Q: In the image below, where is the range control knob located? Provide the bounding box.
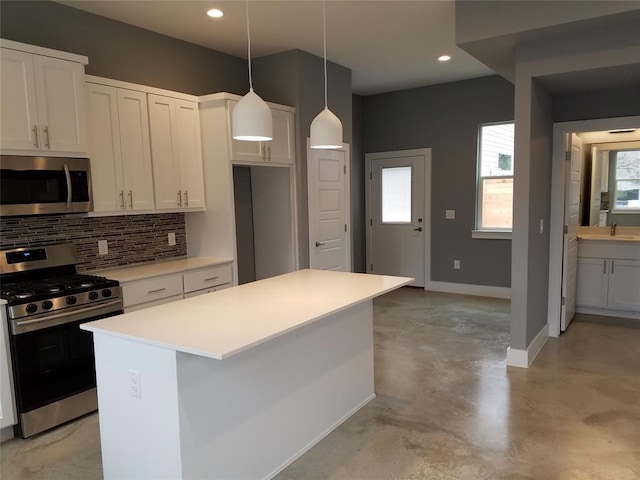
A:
[102,289,112,298]
[26,303,38,314]
[88,291,99,301]
[66,296,77,305]
[42,300,54,310]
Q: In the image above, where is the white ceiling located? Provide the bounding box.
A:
[57,0,495,95]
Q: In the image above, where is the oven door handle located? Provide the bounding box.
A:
[11,299,123,335]
[63,163,73,208]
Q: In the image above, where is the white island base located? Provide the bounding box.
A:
[85,270,412,479]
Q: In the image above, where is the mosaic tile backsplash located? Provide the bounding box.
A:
[0,213,187,272]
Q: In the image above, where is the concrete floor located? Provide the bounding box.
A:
[1,287,639,479]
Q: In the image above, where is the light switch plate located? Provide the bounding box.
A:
[98,240,108,255]
[445,210,455,220]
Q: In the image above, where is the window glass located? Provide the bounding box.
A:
[614,150,640,210]
[382,166,412,223]
[477,122,515,230]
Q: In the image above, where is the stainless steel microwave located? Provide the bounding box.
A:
[0,156,92,216]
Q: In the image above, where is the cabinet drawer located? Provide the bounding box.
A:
[122,274,183,307]
[183,264,232,293]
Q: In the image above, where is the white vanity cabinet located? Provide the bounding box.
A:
[228,100,295,165]
[147,94,205,211]
[86,81,155,213]
[0,40,88,156]
[576,239,640,317]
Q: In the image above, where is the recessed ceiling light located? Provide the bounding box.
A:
[438,55,451,62]
[207,8,224,18]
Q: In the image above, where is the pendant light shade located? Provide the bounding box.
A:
[310,0,343,150]
[232,88,272,141]
[232,0,272,141]
[310,107,343,149]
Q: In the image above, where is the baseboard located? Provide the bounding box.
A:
[576,306,640,320]
[507,323,549,368]
[425,281,511,299]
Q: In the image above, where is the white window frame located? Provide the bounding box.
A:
[473,121,514,239]
[611,148,640,214]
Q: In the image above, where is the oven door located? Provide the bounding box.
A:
[0,155,92,216]
[8,298,122,437]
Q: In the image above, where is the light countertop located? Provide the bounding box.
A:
[86,257,232,283]
[82,269,413,360]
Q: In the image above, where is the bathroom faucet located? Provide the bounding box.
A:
[611,222,617,236]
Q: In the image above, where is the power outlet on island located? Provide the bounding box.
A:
[168,232,176,246]
[128,369,142,398]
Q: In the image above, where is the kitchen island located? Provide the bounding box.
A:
[82,269,413,480]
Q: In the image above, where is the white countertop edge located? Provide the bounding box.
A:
[84,257,233,283]
[82,271,414,360]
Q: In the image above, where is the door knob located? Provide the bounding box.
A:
[315,241,326,247]
[413,227,423,232]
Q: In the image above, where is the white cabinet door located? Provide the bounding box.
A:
[266,108,294,164]
[148,94,181,210]
[117,89,155,211]
[86,83,125,212]
[148,95,204,210]
[175,99,205,209]
[33,55,87,153]
[0,48,39,150]
[576,258,609,307]
[608,259,640,311]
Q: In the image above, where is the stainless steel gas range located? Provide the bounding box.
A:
[0,243,123,438]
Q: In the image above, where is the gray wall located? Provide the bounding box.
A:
[0,0,246,95]
[351,94,366,272]
[233,167,257,285]
[362,75,515,287]
[553,86,640,122]
[254,50,353,270]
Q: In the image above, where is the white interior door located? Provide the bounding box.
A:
[367,152,425,287]
[308,143,350,271]
[561,133,582,331]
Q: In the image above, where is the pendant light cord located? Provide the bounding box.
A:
[322,0,328,109]
[245,0,253,91]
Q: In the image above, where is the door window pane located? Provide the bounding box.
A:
[382,166,412,223]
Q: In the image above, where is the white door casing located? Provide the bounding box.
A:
[561,133,581,331]
[366,149,431,288]
[308,142,351,272]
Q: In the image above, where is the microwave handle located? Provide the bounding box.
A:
[63,163,72,208]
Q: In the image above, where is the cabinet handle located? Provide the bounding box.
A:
[204,276,220,282]
[177,190,182,207]
[315,241,326,247]
[261,145,266,161]
[148,288,166,294]
[611,260,615,275]
[266,144,271,161]
[32,126,39,148]
[604,260,607,274]
[120,191,125,210]
[44,125,51,148]
[184,190,189,207]
[128,190,133,209]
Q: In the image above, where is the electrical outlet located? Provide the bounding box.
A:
[453,259,461,270]
[445,210,455,220]
[128,369,141,398]
[168,232,176,246]
[539,219,544,234]
[98,240,108,255]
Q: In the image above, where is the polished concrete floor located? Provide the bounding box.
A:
[1,287,639,479]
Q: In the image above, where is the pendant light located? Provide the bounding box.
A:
[310,0,343,149]
[232,0,272,141]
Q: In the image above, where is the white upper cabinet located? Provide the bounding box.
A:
[228,101,295,165]
[0,41,88,156]
[148,94,204,210]
[86,82,154,213]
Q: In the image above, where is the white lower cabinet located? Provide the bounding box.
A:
[121,263,233,312]
[576,246,640,314]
